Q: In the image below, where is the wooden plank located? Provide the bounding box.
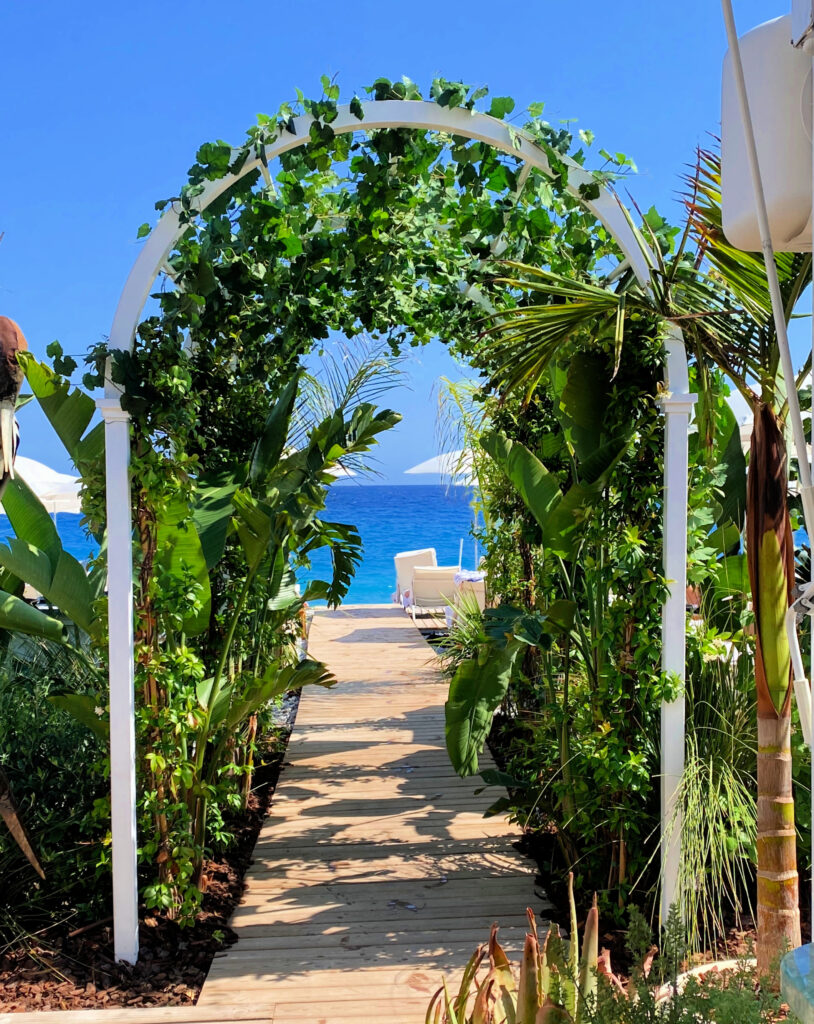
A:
[0,1007,272,1023]
[216,925,528,952]
[198,606,543,1022]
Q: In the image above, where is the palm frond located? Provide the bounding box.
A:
[686,148,810,324]
[484,265,635,399]
[291,337,405,473]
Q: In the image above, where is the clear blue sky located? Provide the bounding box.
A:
[0,0,782,479]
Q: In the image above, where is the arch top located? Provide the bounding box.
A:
[107,98,658,392]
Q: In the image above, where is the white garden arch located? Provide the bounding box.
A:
[101,99,695,963]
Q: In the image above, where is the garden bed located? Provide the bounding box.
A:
[0,693,300,1014]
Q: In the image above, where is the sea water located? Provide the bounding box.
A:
[0,484,478,607]
[299,484,478,604]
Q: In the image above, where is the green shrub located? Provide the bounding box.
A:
[0,636,107,944]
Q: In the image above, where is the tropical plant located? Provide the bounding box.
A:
[481,154,807,968]
[426,875,599,1024]
[676,629,757,953]
[428,894,795,1024]
[0,344,401,919]
[443,335,670,912]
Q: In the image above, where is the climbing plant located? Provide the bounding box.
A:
[2,76,656,925]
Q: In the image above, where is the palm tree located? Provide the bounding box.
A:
[481,157,809,970]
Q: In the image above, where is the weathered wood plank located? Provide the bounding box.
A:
[0,1007,272,1023]
[198,606,545,1023]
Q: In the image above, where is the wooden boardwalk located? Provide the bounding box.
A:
[197,605,549,1023]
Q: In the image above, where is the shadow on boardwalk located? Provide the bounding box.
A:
[197,605,549,1024]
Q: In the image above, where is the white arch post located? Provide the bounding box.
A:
[102,100,693,962]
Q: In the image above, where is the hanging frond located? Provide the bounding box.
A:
[289,336,405,473]
[483,265,642,400]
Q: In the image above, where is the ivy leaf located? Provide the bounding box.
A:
[45,341,78,377]
[578,181,601,202]
[350,95,364,120]
[488,96,515,120]
[528,101,545,117]
[136,223,151,239]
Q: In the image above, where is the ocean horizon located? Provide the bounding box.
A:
[0,484,478,607]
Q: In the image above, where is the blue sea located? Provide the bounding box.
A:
[299,485,478,603]
[0,485,478,606]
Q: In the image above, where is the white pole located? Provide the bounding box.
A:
[806,37,814,937]
[659,327,697,923]
[97,397,139,965]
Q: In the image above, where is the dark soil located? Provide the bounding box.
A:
[0,692,300,1013]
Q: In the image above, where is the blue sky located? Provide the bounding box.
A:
[0,0,785,479]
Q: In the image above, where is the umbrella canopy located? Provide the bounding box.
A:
[404,450,474,483]
[13,456,81,514]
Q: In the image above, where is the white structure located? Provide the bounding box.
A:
[722,15,812,250]
[103,100,693,962]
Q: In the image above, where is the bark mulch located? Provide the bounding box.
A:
[0,695,299,1013]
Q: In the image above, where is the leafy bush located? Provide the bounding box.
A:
[446,326,670,918]
[0,637,107,944]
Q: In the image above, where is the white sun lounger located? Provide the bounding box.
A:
[455,574,487,613]
[409,565,459,622]
[393,547,437,607]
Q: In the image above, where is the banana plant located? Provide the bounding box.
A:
[3,352,402,892]
[445,602,575,777]
[178,375,400,868]
[444,359,633,779]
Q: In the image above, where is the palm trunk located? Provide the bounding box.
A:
[746,404,801,975]
[757,714,800,972]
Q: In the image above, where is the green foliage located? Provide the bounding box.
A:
[0,637,107,943]
[455,323,668,915]
[429,899,796,1024]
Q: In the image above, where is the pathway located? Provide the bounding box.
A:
[197,605,549,1023]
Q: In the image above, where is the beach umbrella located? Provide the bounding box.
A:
[13,456,81,514]
[404,450,474,483]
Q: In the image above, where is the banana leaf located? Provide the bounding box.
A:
[0,589,66,642]
[445,639,523,777]
[18,354,99,462]
[49,694,108,743]
[192,471,240,570]
[202,658,335,734]
[232,490,274,572]
[1,475,62,565]
[250,372,300,485]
